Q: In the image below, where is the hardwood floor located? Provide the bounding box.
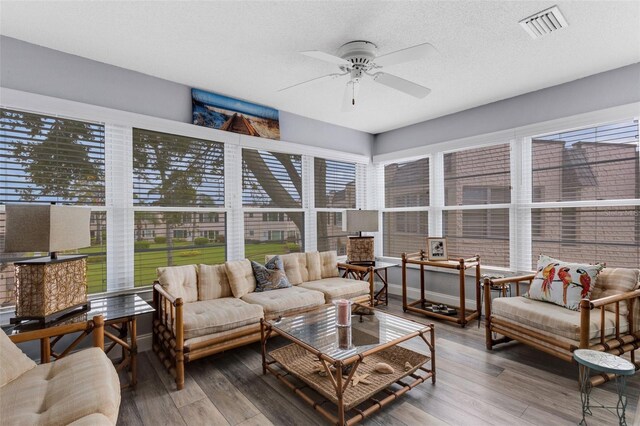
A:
[117,296,639,425]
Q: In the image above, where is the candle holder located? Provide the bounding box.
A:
[337,325,352,350]
[334,299,352,327]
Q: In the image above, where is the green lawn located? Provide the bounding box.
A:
[81,242,295,293]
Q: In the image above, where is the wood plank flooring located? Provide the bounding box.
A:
[117,295,640,425]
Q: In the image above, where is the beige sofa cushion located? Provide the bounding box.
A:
[319,251,339,278]
[182,298,264,340]
[590,268,640,316]
[157,264,198,303]
[492,296,628,342]
[0,347,121,425]
[198,264,232,300]
[0,331,36,387]
[270,253,308,285]
[68,413,115,425]
[226,260,257,298]
[306,252,322,281]
[299,278,370,303]
[241,287,325,319]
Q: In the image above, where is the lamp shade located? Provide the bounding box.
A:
[4,204,91,253]
[344,210,379,233]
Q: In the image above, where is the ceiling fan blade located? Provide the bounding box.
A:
[301,50,351,66]
[373,42,437,68]
[372,72,431,98]
[278,72,347,92]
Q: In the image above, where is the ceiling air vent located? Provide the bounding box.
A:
[519,5,568,39]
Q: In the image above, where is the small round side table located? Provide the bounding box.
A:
[573,349,635,426]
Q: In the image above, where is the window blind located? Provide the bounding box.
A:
[532,121,639,202]
[531,206,639,269]
[385,157,430,207]
[383,211,428,258]
[242,149,302,208]
[317,211,353,255]
[244,212,303,262]
[133,128,224,207]
[0,108,107,300]
[444,144,510,206]
[314,158,356,208]
[443,209,510,267]
[133,211,226,286]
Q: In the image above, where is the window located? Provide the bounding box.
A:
[531,121,639,268]
[133,128,225,286]
[443,144,510,267]
[314,158,356,208]
[244,212,303,262]
[242,149,302,208]
[133,211,226,286]
[317,212,352,255]
[0,108,107,304]
[383,157,429,258]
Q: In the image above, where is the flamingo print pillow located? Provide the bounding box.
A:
[525,255,603,310]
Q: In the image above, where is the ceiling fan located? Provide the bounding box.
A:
[279,40,436,109]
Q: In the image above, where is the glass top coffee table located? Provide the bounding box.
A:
[260,304,435,425]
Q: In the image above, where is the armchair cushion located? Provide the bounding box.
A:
[198,264,233,300]
[590,268,640,316]
[0,331,36,387]
[157,264,198,303]
[182,298,264,340]
[299,278,370,303]
[319,251,339,278]
[493,296,628,341]
[241,286,324,319]
[226,260,257,298]
[0,347,120,425]
[526,255,603,310]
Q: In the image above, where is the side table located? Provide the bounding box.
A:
[2,293,154,389]
[573,349,635,425]
[339,261,396,306]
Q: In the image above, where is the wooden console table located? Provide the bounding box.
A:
[401,251,481,327]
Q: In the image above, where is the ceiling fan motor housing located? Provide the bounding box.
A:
[337,40,377,71]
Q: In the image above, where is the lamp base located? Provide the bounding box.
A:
[10,300,92,325]
[346,236,375,265]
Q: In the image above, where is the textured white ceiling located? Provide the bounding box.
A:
[1,1,639,134]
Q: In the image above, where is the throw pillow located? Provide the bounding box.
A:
[251,256,292,292]
[525,254,603,310]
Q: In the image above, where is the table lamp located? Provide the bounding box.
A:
[4,203,92,324]
[343,209,378,265]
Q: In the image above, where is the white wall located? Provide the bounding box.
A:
[0,36,373,156]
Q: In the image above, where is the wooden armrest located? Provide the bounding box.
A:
[582,289,640,309]
[484,274,535,286]
[337,263,373,273]
[154,282,181,305]
[8,315,104,345]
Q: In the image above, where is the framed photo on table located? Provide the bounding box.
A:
[426,237,448,261]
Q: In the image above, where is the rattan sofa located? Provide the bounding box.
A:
[152,250,374,390]
[484,267,640,386]
[0,315,121,425]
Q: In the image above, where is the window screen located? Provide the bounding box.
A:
[244,212,303,262]
[0,109,107,301]
[133,211,226,286]
[443,209,509,267]
[385,157,429,207]
[444,144,510,206]
[531,206,639,269]
[532,121,639,202]
[314,158,356,208]
[242,149,302,208]
[133,129,224,207]
[383,211,428,258]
